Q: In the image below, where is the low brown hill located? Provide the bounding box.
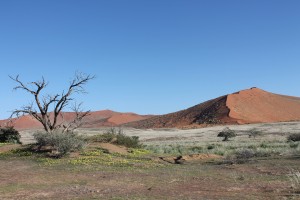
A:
[126,88,300,128]
[0,110,152,130]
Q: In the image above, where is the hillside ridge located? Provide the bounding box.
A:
[126,87,300,128]
[2,87,300,130]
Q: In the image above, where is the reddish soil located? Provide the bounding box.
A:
[0,144,21,153]
[89,143,129,154]
[1,154,298,199]
[159,154,222,164]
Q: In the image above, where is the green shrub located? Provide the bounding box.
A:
[33,131,49,147]
[0,127,21,144]
[207,144,215,150]
[33,131,86,157]
[87,127,142,148]
[287,133,300,142]
[115,134,141,148]
[217,127,236,141]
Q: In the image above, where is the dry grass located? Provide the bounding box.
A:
[1,150,299,199]
[1,121,300,199]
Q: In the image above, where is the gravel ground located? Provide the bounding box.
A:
[19,121,300,145]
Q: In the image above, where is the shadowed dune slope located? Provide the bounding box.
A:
[125,96,237,129]
[126,88,300,128]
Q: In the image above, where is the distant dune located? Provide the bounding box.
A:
[0,110,152,130]
[1,88,300,130]
[125,88,300,128]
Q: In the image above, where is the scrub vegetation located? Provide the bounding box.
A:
[1,123,300,199]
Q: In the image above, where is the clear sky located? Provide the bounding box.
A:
[0,0,300,119]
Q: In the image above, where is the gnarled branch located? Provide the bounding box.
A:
[10,72,95,133]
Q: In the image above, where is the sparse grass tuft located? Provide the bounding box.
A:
[87,132,116,143]
[289,142,299,149]
[248,128,261,138]
[188,146,203,154]
[288,169,300,195]
[260,142,268,148]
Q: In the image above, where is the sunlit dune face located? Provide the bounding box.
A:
[227,88,300,124]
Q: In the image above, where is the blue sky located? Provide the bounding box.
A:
[0,0,300,119]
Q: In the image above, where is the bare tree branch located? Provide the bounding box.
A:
[62,102,91,133]
[10,72,95,133]
[9,75,36,95]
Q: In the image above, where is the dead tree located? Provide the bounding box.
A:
[10,72,95,133]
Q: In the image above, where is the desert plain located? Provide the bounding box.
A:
[1,121,300,200]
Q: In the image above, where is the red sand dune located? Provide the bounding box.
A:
[2,88,300,130]
[0,110,152,130]
[227,88,300,124]
[126,88,300,128]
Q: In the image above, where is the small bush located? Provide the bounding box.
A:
[33,131,86,157]
[33,131,49,147]
[87,127,142,148]
[235,149,255,160]
[115,134,141,148]
[223,148,273,165]
[225,149,256,164]
[217,127,236,141]
[0,127,21,144]
[287,133,300,142]
[207,144,215,150]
